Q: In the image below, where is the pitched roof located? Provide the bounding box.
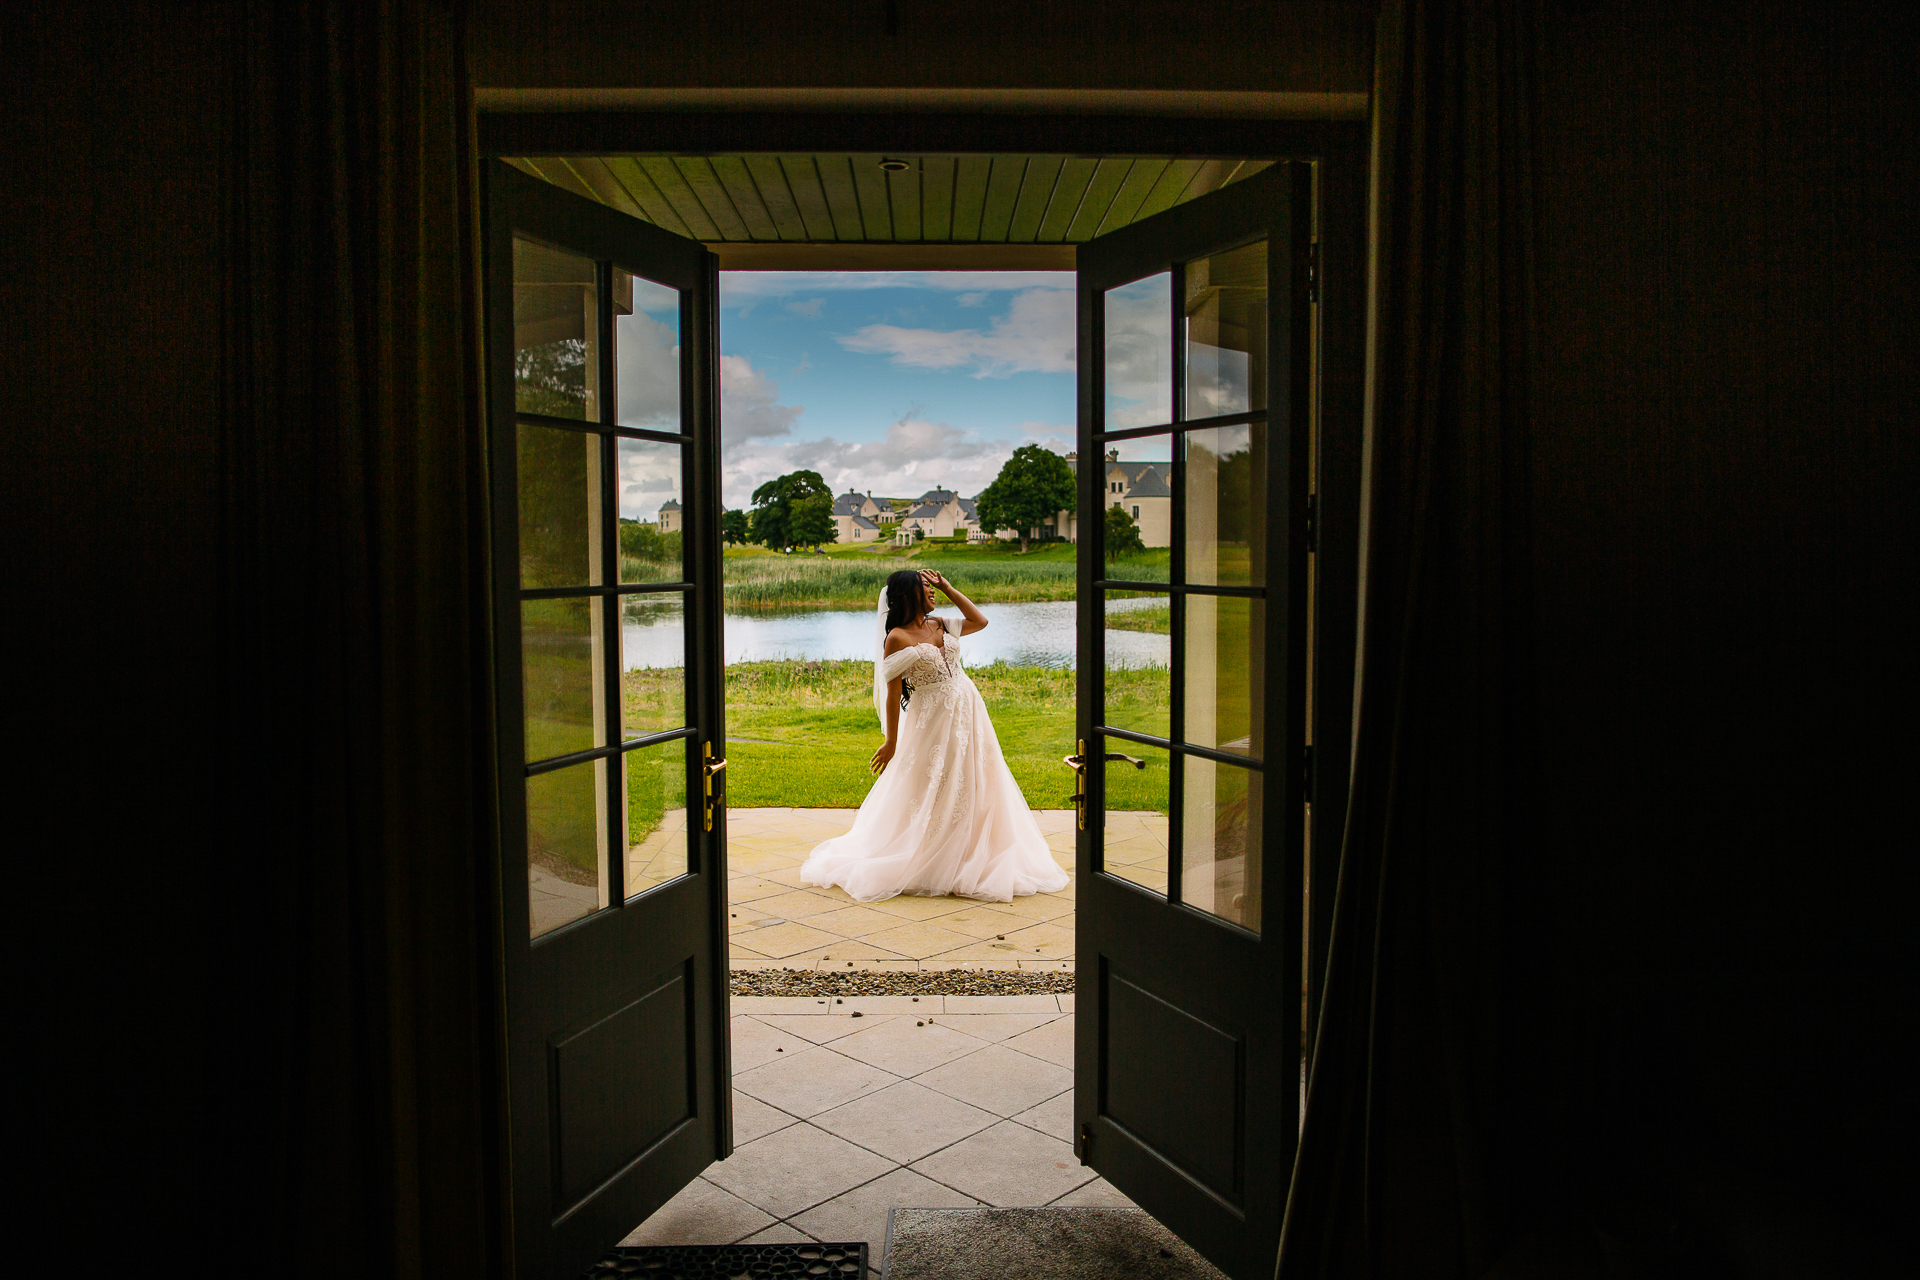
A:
[917,488,958,505]
[906,502,946,518]
[848,515,879,530]
[658,499,682,511]
[1124,464,1172,498]
[832,491,869,515]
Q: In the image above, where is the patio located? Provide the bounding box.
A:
[616,807,1176,1271]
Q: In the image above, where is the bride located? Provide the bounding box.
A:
[800,568,1070,903]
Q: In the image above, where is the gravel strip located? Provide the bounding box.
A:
[730,968,1075,997]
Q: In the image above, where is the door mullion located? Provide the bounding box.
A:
[598,259,625,907]
[1167,261,1187,907]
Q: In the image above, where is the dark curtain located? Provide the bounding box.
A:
[215,3,499,1275]
[1278,1,1544,1276]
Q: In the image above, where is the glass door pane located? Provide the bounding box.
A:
[1181,756,1261,931]
[1104,273,1172,430]
[1183,240,1267,418]
[514,240,600,420]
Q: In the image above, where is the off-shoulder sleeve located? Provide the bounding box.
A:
[941,615,964,636]
[879,648,920,682]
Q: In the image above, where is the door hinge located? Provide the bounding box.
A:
[1307,240,1320,304]
[1304,493,1319,554]
[1300,744,1316,799]
[1077,1121,1093,1164]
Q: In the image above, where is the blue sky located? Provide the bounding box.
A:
[713,271,1077,511]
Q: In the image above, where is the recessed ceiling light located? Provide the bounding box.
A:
[878,158,911,172]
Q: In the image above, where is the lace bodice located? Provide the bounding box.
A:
[880,618,965,690]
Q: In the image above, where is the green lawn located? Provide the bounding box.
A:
[624,658,1171,813]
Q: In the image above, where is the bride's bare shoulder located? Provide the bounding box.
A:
[883,627,916,656]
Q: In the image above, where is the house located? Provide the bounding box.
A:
[656,498,681,534]
[1099,453,1172,547]
[830,491,885,542]
[1028,450,1173,546]
[898,488,976,539]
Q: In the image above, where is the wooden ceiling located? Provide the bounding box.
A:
[505,154,1271,247]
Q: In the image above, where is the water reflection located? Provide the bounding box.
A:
[621,597,1168,671]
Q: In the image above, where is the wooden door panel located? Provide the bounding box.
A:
[486,161,730,1279]
[1104,970,1244,1202]
[1074,161,1313,1280]
[550,964,695,1211]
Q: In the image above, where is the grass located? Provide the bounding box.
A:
[718,542,1170,608]
[1106,604,1172,634]
[624,658,1172,812]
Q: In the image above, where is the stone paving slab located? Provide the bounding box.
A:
[725,808,1091,968]
[623,1002,1135,1276]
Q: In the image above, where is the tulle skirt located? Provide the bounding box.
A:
[800,673,1069,903]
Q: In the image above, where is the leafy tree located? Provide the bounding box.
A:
[1105,503,1146,562]
[790,493,838,549]
[515,340,591,418]
[618,518,681,571]
[721,509,750,547]
[976,444,1076,553]
[748,470,830,548]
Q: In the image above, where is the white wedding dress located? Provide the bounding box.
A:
[800,615,1070,903]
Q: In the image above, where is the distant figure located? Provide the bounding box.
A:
[801,569,1068,903]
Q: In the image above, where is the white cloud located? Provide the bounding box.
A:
[1101,274,1174,429]
[722,413,1043,511]
[838,287,1076,378]
[784,298,824,319]
[616,312,680,429]
[617,437,680,522]
[720,354,803,443]
[955,291,989,307]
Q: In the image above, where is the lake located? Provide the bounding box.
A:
[621,596,1167,671]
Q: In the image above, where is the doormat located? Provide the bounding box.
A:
[882,1208,1226,1280]
[584,1242,866,1279]
[731,969,1073,998]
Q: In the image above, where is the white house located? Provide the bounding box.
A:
[897,487,979,540]
[1024,450,1170,547]
[657,498,681,534]
[831,491,886,542]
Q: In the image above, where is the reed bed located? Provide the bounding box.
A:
[722,556,1081,608]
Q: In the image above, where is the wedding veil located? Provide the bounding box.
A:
[872,586,889,729]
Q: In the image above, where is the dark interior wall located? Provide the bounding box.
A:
[6,0,229,1235]
[471,0,1375,93]
[1517,1,1914,1266]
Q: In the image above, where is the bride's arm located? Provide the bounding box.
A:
[923,570,987,635]
[873,632,909,773]
[872,675,903,773]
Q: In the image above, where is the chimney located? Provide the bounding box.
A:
[1106,449,1119,462]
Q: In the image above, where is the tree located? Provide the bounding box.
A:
[747,470,829,548]
[1105,503,1145,562]
[975,444,1076,553]
[619,518,682,572]
[721,509,749,547]
[789,493,838,549]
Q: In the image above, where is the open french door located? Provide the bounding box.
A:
[1071,161,1313,1280]
[483,162,731,1278]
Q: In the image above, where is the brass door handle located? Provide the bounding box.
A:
[1062,739,1088,831]
[702,743,726,832]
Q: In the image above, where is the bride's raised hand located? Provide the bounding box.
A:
[869,739,896,774]
[920,568,950,596]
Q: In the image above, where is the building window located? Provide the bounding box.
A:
[1132,505,1140,518]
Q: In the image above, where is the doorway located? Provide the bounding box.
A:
[485,139,1361,1280]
